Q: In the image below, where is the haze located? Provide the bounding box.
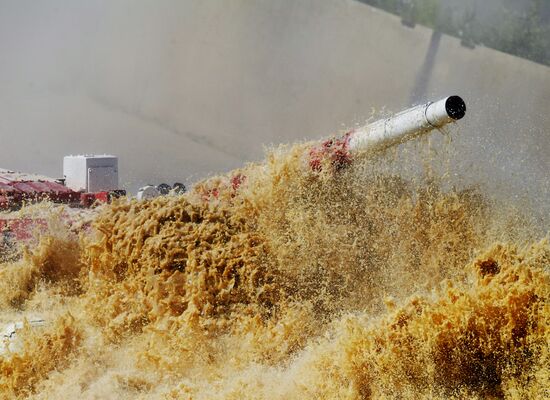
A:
[0,0,548,216]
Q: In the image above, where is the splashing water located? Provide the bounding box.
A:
[0,139,548,399]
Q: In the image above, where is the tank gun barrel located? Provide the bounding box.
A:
[201,96,467,198]
[348,95,466,153]
[308,95,466,171]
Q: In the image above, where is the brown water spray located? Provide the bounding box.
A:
[0,137,548,399]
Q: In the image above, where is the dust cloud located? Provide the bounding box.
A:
[0,136,548,399]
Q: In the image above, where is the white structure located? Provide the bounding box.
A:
[63,155,119,193]
[348,96,466,154]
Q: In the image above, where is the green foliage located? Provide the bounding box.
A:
[478,1,550,65]
[359,0,550,66]
[412,0,440,27]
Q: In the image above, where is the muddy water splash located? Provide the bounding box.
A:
[0,141,548,399]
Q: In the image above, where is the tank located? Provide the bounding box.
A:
[308,95,466,171]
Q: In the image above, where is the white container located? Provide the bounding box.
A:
[63,155,119,193]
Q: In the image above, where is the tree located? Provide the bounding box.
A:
[358,0,550,65]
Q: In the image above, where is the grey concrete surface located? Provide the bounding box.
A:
[0,0,548,217]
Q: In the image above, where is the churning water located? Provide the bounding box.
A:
[0,138,548,399]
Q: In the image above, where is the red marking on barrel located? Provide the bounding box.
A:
[231,174,246,190]
[308,131,353,172]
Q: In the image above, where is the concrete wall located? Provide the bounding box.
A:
[0,0,548,212]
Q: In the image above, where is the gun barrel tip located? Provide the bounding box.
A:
[445,95,466,120]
